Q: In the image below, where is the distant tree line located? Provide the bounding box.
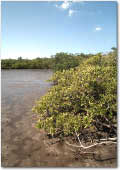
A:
[1,49,116,71]
[1,57,54,69]
[1,52,93,71]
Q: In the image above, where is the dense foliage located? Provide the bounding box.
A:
[52,52,85,71]
[1,57,53,69]
[1,53,87,71]
[33,49,117,138]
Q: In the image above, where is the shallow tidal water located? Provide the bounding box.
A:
[1,69,53,167]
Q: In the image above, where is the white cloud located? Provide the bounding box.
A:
[55,1,76,17]
[95,27,102,31]
[55,4,58,8]
[60,1,70,9]
[55,1,71,10]
[68,9,75,16]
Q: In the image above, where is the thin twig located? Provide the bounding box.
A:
[75,131,83,147]
[98,137,117,142]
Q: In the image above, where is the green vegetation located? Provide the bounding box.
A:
[1,57,54,69]
[52,52,88,71]
[1,52,84,71]
[1,52,95,71]
[33,48,117,138]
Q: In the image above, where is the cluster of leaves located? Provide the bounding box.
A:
[52,52,81,71]
[33,49,117,137]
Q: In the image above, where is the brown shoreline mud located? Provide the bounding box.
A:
[1,69,117,167]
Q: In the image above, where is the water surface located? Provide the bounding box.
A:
[1,69,53,167]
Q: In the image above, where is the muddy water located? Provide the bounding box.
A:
[1,69,54,167]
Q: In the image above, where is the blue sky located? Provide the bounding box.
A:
[1,1,117,59]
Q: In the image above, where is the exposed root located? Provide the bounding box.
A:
[65,132,117,162]
[97,137,117,142]
[66,132,117,150]
[75,131,83,147]
[65,140,116,149]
